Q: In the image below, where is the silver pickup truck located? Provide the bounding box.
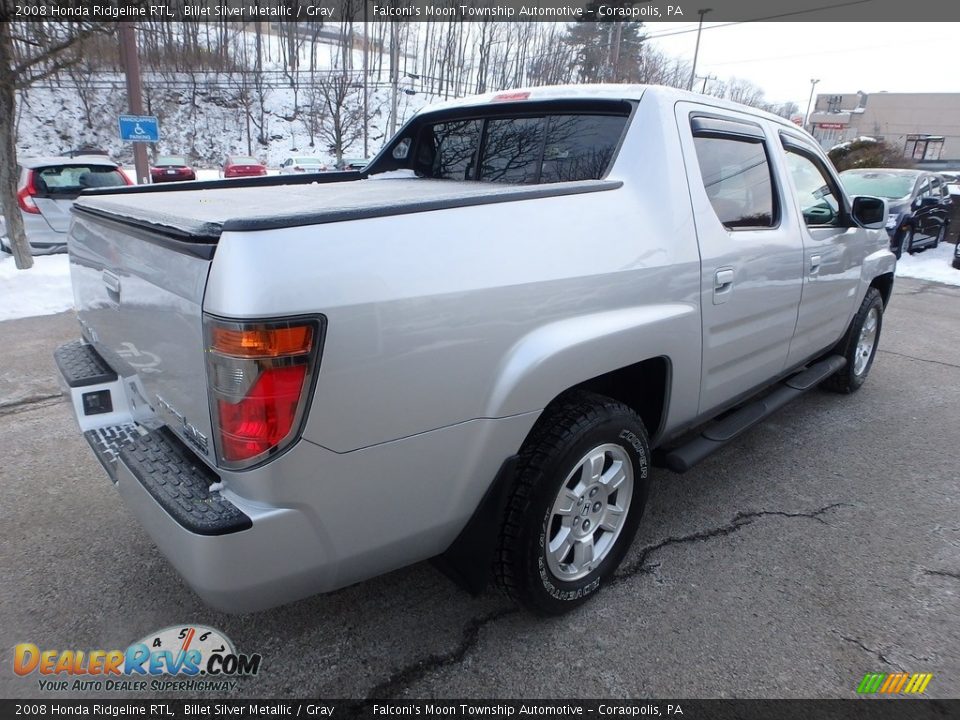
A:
[56,85,895,615]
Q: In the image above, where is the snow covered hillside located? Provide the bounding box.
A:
[14,31,432,168]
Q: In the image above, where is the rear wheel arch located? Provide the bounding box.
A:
[526,356,670,448]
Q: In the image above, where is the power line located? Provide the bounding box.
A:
[642,0,875,40]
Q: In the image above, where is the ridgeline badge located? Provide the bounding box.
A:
[14,625,261,692]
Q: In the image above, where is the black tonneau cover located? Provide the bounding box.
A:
[72,177,621,241]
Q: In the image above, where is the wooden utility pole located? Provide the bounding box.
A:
[119,24,150,184]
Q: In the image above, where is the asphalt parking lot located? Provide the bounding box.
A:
[1,276,958,700]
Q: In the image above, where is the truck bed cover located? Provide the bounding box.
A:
[73,177,621,241]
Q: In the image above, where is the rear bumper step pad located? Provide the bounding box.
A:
[85,424,144,483]
[54,340,118,387]
[118,428,251,536]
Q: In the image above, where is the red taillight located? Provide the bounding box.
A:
[217,365,307,462]
[17,172,40,214]
[205,317,323,469]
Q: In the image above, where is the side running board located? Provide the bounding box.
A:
[657,355,846,473]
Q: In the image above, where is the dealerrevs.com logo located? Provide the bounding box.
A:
[14,625,262,693]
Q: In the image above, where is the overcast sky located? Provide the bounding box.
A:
[648,22,959,113]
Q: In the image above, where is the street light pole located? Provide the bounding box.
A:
[362,4,368,158]
[805,78,820,132]
[688,8,712,91]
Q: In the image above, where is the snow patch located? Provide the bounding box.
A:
[896,242,960,286]
[0,254,74,322]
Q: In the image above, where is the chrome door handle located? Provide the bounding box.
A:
[810,255,821,275]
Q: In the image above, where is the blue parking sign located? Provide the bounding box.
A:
[118,115,159,143]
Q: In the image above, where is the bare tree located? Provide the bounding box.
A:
[315,74,364,166]
[0,20,113,270]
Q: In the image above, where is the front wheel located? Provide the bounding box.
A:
[823,288,884,394]
[495,392,651,615]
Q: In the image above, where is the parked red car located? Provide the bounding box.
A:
[223,155,268,178]
[150,155,196,183]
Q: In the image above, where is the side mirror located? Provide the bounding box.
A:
[920,196,940,208]
[851,196,887,229]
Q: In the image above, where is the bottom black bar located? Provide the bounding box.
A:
[0,699,956,720]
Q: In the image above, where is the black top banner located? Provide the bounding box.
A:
[2,0,958,23]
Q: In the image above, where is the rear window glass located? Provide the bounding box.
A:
[540,115,626,183]
[156,156,187,166]
[231,157,259,165]
[479,117,545,183]
[416,113,627,184]
[32,165,126,195]
[419,119,483,180]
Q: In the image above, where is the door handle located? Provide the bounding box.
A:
[810,255,822,276]
[714,268,735,290]
[102,270,121,296]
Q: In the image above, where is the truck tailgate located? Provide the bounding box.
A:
[67,210,215,465]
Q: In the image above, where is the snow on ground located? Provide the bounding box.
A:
[896,241,960,285]
[0,254,74,322]
[2,241,958,324]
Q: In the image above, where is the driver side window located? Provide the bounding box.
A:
[784,150,841,227]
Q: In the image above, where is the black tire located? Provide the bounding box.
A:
[932,224,944,250]
[900,226,914,257]
[823,288,884,394]
[494,391,651,615]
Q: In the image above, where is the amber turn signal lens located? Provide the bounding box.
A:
[211,325,313,358]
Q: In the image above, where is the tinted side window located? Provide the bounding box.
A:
[540,115,627,183]
[693,136,776,229]
[784,150,841,226]
[479,117,545,184]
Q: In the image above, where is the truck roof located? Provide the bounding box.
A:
[417,83,810,136]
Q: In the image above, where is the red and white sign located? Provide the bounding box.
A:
[817,122,847,130]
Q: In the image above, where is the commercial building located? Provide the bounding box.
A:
[808,92,960,166]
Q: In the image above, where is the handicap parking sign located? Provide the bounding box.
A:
[118,115,159,143]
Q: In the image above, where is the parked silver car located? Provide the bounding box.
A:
[1,156,131,256]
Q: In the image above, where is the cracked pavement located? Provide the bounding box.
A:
[2,276,958,699]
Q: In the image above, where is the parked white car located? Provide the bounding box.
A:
[278,156,328,174]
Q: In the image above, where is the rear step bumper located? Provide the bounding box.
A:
[57,341,250,536]
[56,340,323,612]
[657,355,847,473]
